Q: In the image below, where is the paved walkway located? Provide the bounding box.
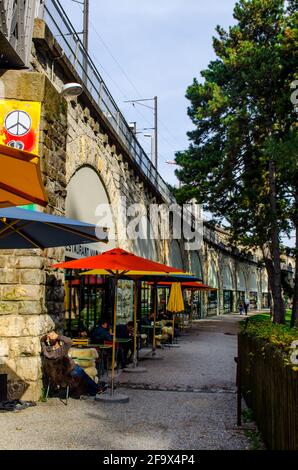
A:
[0,314,254,450]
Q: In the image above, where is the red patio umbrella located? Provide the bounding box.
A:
[53,247,183,274]
[53,248,184,397]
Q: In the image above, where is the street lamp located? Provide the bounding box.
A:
[70,0,89,84]
[166,160,181,188]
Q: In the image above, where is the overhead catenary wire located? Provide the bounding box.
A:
[65,0,186,157]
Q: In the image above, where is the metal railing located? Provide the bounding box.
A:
[42,1,237,258]
[43,0,176,204]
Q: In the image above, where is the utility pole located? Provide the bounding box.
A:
[124,97,158,170]
[83,0,89,84]
[154,96,158,169]
[83,0,89,52]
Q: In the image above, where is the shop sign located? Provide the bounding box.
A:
[0,99,41,154]
[65,244,101,259]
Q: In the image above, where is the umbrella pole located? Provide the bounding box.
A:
[111,275,118,396]
[190,290,194,325]
[96,273,129,403]
[133,280,138,367]
[152,282,157,355]
[172,313,175,344]
[123,279,147,373]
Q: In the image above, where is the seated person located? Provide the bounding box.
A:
[90,319,112,344]
[115,321,134,368]
[41,331,107,397]
[157,308,169,321]
[141,312,156,326]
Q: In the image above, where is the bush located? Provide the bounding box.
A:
[240,315,298,353]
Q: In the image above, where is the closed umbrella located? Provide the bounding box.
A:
[150,280,215,326]
[0,144,47,208]
[167,282,185,343]
[167,282,185,313]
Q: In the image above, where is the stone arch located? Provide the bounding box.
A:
[222,264,234,313]
[190,251,203,280]
[261,269,270,309]
[131,215,158,261]
[236,269,247,292]
[235,267,247,308]
[65,165,116,254]
[261,270,269,293]
[208,257,219,288]
[207,256,219,316]
[188,251,204,319]
[248,270,258,291]
[247,269,258,309]
[222,264,234,290]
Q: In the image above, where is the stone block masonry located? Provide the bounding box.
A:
[0,69,67,401]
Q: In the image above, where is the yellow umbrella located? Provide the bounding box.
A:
[167,282,184,313]
[167,282,184,342]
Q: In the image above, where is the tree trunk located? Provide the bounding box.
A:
[262,246,275,319]
[268,160,285,324]
[291,187,298,327]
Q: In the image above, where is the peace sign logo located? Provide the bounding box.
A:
[4,110,32,136]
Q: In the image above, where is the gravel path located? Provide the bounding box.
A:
[0,314,252,450]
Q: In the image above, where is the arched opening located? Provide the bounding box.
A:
[261,270,270,308]
[131,215,157,261]
[236,269,246,308]
[190,251,203,278]
[66,166,115,255]
[131,216,158,322]
[64,166,116,335]
[207,259,219,316]
[169,240,184,270]
[248,270,258,309]
[223,265,233,313]
[190,251,204,318]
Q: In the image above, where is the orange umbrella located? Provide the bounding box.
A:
[53,247,183,274]
[53,248,184,396]
[0,144,47,208]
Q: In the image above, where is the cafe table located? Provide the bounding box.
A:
[140,325,162,347]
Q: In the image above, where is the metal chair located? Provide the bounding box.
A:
[45,380,70,405]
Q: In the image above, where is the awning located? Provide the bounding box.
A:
[0,144,47,208]
[0,207,108,249]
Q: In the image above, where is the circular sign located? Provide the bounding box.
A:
[4,110,32,136]
[8,140,25,150]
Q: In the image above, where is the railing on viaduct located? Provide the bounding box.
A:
[42,0,253,260]
[43,0,176,206]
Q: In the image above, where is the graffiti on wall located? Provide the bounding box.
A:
[0,100,41,154]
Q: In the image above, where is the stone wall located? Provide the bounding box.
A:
[0,69,67,400]
[0,20,275,401]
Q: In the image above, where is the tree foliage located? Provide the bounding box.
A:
[175,0,297,323]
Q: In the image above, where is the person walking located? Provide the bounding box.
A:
[239,302,244,315]
[244,298,250,315]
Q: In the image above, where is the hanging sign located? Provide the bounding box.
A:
[0,99,41,154]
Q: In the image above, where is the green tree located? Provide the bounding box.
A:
[175,0,297,324]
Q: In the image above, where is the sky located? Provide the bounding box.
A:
[60,0,237,187]
[58,0,294,248]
